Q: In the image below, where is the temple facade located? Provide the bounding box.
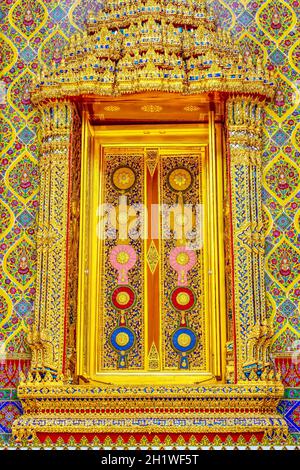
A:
[0,0,299,448]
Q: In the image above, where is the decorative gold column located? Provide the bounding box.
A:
[226,98,273,382]
[27,100,80,375]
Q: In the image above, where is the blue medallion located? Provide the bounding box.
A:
[110,326,135,352]
[171,327,197,354]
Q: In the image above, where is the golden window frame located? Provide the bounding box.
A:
[77,114,226,385]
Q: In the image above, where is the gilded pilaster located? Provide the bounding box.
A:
[28,100,78,374]
[226,98,272,381]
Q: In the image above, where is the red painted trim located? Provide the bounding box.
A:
[36,431,265,445]
[33,407,263,415]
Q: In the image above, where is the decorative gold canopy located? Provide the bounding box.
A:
[32,0,274,104]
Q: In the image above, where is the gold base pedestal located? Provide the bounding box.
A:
[13,378,287,445]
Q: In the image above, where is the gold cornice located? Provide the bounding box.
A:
[31,1,274,105]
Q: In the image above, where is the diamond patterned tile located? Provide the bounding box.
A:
[278,299,297,317]
[15,299,32,316]
[16,210,34,228]
[18,127,35,145]
[50,5,66,21]
[19,46,37,63]
[269,49,286,66]
[238,10,253,26]
[272,129,289,146]
[275,212,293,231]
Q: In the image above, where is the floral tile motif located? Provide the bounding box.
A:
[264,154,300,204]
[5,151,39,204]
[267,237,300,291]
[39,30,69,66]
[10,0,48,40]
[257,0,297,45]
[3,234,36,291]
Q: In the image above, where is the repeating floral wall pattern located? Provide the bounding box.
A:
[0,0,299,435]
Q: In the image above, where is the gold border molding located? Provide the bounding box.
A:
[226,98,273,381]
[27,101,81,373]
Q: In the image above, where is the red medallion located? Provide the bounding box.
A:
[170,287,195,311]
[111,286,135,310]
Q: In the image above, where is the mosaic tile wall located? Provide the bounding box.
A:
[0,0,299,437]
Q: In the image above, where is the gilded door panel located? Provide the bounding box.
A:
[97,145,207,374]
[100,148,145,370]
[159,150,206,370]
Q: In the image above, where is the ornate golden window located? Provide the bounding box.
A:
[13,2,287,442]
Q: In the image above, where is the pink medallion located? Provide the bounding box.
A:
[169,246,197,286]
[109,244,137,284]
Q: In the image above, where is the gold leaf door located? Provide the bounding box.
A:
[96,145,210,383]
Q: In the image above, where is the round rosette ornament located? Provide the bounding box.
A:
[109,245,137,284]
[110,326,136,368]
[110,326,135,353]
[169,246,197,286]
[111,286,136,311]
[112,166,136,192]
[171,287,195,311]
[172,327,197,354]
[168,168,192,192]
[171,327,197,369]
